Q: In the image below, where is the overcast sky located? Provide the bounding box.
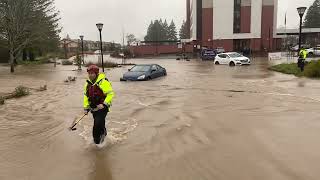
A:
[55,0,314,43]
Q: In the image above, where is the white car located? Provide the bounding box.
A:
[214,52,251,66]
[306,47,320,56]
[291,44,310,52]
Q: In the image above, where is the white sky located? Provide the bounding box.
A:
[277,0,314,28]
[55,0,315,43]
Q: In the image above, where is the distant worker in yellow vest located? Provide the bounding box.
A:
[298,48,307,72]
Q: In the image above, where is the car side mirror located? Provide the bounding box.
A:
[151,69,156,72]
[128,69,131,71]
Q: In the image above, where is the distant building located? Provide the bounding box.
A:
[187,0,282,52]
[277,28,320,47]
[59,35,121,54]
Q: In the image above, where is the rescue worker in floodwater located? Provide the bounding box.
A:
[83,65,114,144]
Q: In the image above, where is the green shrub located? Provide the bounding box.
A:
[61,60,73,65]
[14,86,29,97]
[304,60,320,78]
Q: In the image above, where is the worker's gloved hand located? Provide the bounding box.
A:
[104,103,110,108]
[84,109,89,115]
[97,104,105,110]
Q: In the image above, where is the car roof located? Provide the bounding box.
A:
[224,52,239,55]
[135,64,157,66]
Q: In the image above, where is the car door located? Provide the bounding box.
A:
[218,54,227,64]
[154,65,161,78]
[156,65,164,77]
[150,65,158,79]
[226,54,232,64]
[215,55,221,63]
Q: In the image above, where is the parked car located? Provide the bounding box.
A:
[201,49,217,61]
[215,47,225,54]
[291,44,310,51]
[214,52,251,66]
[120,64,167,81]
[306,47,320,57]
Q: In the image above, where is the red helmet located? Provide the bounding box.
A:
[87,65,99,74]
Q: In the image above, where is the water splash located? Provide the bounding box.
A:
[79,118,138,147]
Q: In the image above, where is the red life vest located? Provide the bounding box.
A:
[86,79,106,108]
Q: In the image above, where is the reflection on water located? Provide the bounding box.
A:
[89,149,113,180]
[83,55,130,65]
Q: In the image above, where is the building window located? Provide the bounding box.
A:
[233,0,241,33]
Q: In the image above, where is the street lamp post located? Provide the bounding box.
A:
[79,35,84,65]
[96,23,104,72]
[297,7,307,51]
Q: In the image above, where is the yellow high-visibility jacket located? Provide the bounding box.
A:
[83,73,114,110]
[299,49,307,59]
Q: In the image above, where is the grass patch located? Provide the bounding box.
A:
[18,54,58,65]
[269,63,303,77]
[85,61,118,68]
[304,61,320,78]
[14,86,30,98]
[18,59,47,65]
[270,60,320,78]
[0,85,46,103]
[61,59,73,65]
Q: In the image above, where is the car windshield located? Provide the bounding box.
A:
[228,53,243,58]
[130,65,151,72]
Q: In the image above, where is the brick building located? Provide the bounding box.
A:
[188,0,282,52]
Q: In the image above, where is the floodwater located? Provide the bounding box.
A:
[1,56,320,180]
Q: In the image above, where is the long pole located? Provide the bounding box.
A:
[298,16,303,51]
[81,39,84,65]
[99,30,104,72]
[269,27,271,51]
[122,28,125,64]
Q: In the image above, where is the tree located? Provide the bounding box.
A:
[126,34,137,46]
[304,0,320,28]
[168,20,178,41]
[162,20,169,41]
[179,20,189,39]
[144,21,154,41]
[144,19,177,42]
[153,20,161,41]
[0,0,60,72]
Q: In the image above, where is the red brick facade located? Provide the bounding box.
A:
[129,45,194,57]
[240,6,251,33]
[186,0,191,38]
[202,8,213,43]
[261,6,274,51]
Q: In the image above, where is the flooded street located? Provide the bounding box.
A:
[1,57,320,180]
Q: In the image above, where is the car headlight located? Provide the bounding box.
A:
[137,75,146,80]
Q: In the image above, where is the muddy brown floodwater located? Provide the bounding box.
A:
[1,57,320,180]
